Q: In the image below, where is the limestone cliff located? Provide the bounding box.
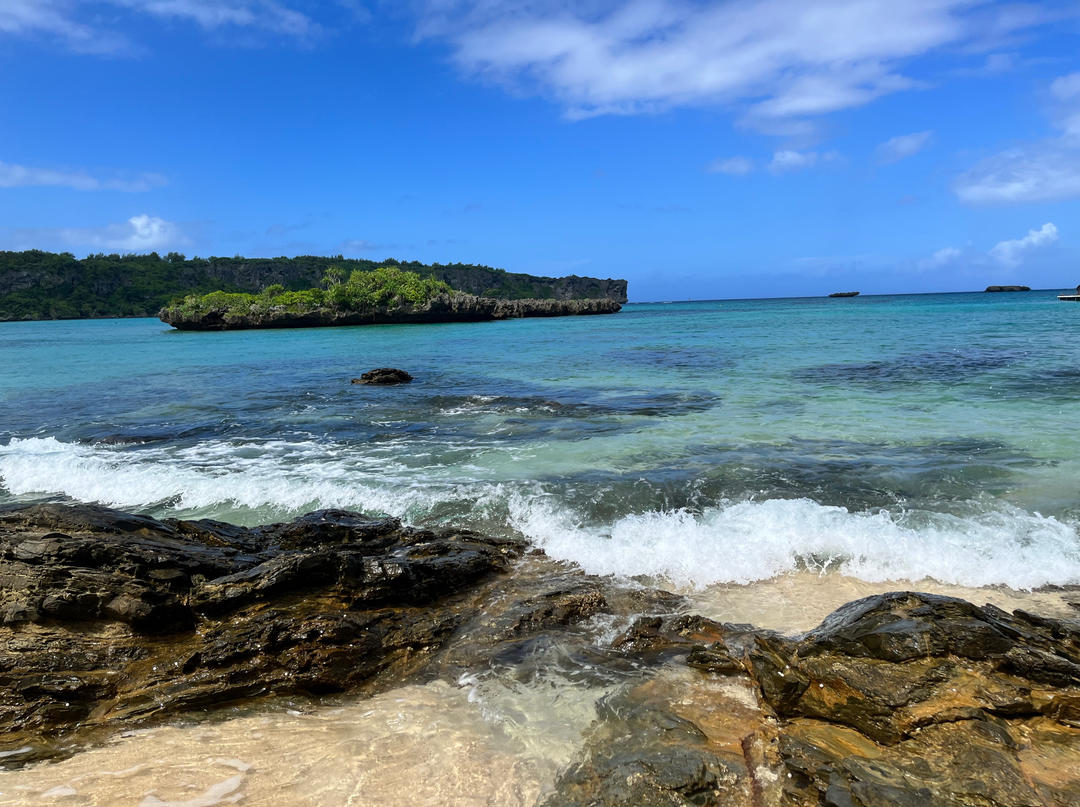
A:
[158,293,622,330]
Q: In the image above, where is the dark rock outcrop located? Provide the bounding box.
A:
[352,368,413,385]
[986,285,1032,292]
[5,504,1080,806]
[548,592,1080,806]
[828,291,860,297]
[0,504,522,765]
[158,293,622,331]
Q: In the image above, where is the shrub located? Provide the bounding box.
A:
[170,267,452,318]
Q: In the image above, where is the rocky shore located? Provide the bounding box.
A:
[158,293,622,331]
[2,504,1079,805]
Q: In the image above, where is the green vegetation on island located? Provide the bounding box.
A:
[0,250,628,321]
[170,266,453,319]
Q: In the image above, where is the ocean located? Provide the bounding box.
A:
[4,290,1080,591]
[2,290,1079,804]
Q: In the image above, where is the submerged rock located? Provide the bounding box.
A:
[352,368,413,385]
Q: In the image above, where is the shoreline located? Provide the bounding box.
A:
[3,502,1079,804]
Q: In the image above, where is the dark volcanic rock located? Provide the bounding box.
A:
[0,504,522,765]
[352,368,413,385]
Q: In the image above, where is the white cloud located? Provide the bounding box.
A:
[111,0,318,37]
[770,150,816,173]
[12,214,190,252]
[0,160,166,192]
[955,72,1080,204]
[876,130,933,164]
[0,0,317,52]
[0,0,128,52]
[706,156,753,176]
[918,246,962,270]
[417,0,1056,127]
[955,145,1080,204]
[988,222,1058,267]
[768,149,837,174]
[1050,72,1080,137]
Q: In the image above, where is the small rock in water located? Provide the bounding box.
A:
[351,368,413,385]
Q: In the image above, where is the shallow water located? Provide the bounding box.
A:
[0,678,602,807]
[3,291,1079,590]
[3,291,1080,802]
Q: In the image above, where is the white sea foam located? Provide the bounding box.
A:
[508,495,1080,591]
[3,436,1079,591]
[0,436,446,519]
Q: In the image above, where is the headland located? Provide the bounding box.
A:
[0,250,627,321]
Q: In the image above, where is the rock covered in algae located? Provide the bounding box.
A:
[352,368,413,385]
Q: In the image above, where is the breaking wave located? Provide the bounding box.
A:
[2,436,1078,591]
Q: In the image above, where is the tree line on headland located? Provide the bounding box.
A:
[169,266,454,321]
[0,250,628,321]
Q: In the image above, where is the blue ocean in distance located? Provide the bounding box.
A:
[2,289,1080,593]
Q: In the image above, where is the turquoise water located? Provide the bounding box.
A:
[3,291,1080,590]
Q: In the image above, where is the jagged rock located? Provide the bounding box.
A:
[550,592,1080,807]
[744,592,1080,804]
[544,670,779,807]
[352,368,413,385]
[0,504,521,765]
[5,505,1080,806]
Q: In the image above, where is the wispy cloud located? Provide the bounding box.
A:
[417,0,1059,129]
[988,222,1058,267]
[875,130,933,164]
[706,156,753,176]
[955,144,1080,204]
[917,246,962,271]
[950,52,1016,77]
[340,238,397,254]
[0,160,166,192]
[915,223,1059,272]
[113,0,318,37]
[13,214,189,251]
[769,149,837,174]
[0,0,319,53]
[955,72,1080,204]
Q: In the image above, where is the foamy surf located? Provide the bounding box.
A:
[2,436,1079,592]
[509,494,1080,590]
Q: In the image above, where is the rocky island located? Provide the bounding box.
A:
[2,502,1079,805]
[159,266,622,330]
[985,285,1032,292]
[0,250,628,321]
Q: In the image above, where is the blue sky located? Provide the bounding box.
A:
[1,0,1079,301]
